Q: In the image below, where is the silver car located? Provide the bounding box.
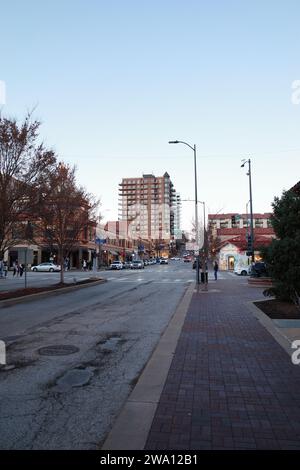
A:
[31,262,61,272]
[131,260,144,269]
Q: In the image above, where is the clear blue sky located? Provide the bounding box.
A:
[1,0,300,229]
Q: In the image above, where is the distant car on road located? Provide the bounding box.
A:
[159,258,169,265]
[131,260,144,269]
[123,261,132,269]
[31,262,61,272]
[110,261,123,270]
[183,256,192,263]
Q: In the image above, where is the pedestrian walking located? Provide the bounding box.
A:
[213,260,219,280]
[13,261,19,277]
[3,261,8,278]
[82,259,87,272]
[19,264,24,277]
[0,259,3,279]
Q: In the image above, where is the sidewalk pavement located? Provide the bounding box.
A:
[103,276,300,451]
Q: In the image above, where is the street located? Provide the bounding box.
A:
[0,261,236,449]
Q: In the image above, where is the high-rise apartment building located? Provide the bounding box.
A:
[173,192,182,239]
[118,173,179,243]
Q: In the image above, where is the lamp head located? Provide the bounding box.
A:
[168,140,179,144]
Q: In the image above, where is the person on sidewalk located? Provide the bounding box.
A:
[19,264,24,277]
[0,259,3,279]
[3,261,8,278]
[213,260,219,280]
[13,261,19,277]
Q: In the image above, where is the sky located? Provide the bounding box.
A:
[1,0,300,231]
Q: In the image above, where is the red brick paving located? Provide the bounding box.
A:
[145,277,300,450]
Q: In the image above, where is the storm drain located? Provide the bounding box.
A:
[38,345,80,356]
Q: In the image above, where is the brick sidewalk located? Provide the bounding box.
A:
[145,278,300,450]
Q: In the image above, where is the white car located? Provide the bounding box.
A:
[234,264,251,276]
[31,262,61,272]
[110,261,123,270]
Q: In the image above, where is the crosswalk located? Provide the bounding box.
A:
[106,276,194,283]
[105,275,227,283]
[103,269,230,284]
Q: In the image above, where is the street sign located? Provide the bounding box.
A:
[95,238,107,245]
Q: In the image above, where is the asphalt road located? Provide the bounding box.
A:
[0,262,241,449]
[0,261,210,449]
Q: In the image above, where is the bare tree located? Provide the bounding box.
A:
[0,113,56,258]
[36,162,100,284]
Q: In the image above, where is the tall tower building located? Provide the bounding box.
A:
[118,173,177,244]
[173,192,182,239]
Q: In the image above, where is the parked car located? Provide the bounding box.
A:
[110,261,123,270]
[131,260,144,269]
[234,264,251,276]
[160,258,169,265]
[250,262,268,277]
[123,261,132,269]
[31,262,61,272]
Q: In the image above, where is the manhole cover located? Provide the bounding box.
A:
[38,345,79,356]
[56,368,93,388]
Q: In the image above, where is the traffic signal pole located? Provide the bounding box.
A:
[193,144,200,284]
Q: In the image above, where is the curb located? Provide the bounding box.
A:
[246,300,293,356]
[248,278,272,288]
[101,282,195,450]
[0,278,107,308]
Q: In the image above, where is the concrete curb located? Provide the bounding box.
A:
[246,300,293,356]
[0,278,107,308]
[101,282,196,450]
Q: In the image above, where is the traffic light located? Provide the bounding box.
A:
[231,215,236,224]
[246,234,253,256]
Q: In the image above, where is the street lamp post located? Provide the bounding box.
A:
[169,140,200,284]
[198,200,208,288]
[241,159,255,263]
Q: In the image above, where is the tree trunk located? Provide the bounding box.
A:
[59,247,64,284]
